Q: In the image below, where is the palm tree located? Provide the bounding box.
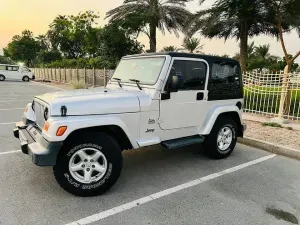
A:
[255,44,271,60]
[106,0,192,53]
[263,0,300,72]
[233,41,256,62]
[181,37,203,53]
[161,46,181,52]
[247,41,256,60]
[188,0,273,72]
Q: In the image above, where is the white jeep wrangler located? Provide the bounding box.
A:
[14,53,246,196]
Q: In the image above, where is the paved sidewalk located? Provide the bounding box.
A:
[243,113,300,131]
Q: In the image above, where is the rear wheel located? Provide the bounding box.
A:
[22,76,29,82]
[204,117,237,159]
[0,75,5,81]
[53,132,123,197]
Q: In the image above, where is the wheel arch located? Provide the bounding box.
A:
[63,125,134,151]
[200,106,242,136]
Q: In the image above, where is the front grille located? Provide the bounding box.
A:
[34,101,46,129]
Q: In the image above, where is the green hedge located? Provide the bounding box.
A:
[43,58,117,69]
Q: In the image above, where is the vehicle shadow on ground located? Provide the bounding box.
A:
[15,144,247,198]
[0,80,27,83]
[0,144,259,225]
[13,144,209,196]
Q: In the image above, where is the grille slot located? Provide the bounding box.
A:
[34,101,46,129]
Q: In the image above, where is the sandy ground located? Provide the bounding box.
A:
[244,120,300,150]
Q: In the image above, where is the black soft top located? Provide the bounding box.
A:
[123,52,239,65]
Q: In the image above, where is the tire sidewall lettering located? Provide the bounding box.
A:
[64,173,80,188]
[64,143,113,190]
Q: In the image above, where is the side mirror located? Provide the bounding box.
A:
[167,75,182,92]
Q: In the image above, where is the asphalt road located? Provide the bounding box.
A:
[0,80,299,225]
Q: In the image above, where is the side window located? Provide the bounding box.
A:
[6,66,19,71]
[167,60,207,91]
[23,67,29,72]
[208,61,242,100]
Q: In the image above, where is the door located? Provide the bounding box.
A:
[21,66,32,78]
[5,66,20,79]
[159,58,210,130]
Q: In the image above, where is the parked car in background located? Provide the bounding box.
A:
[0,64,35,81]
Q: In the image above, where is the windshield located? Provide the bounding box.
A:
[112,57,166,85]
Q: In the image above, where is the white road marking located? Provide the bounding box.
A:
[0,150,22,155]
[0,108,24,111]
[65,154,276,225]
[0,122,17,125]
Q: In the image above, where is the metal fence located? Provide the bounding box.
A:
[32,68,300,121]
[32,68,115,87]
[243,71,300,121]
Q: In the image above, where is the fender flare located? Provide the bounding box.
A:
[199,105,242,135]
[44,115,139,149]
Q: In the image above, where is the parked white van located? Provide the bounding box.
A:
[0,64,35,81]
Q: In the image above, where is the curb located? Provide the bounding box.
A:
[238,137,300,161]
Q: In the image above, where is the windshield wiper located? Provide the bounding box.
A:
[129,79,142,90]
[113,78,122,88]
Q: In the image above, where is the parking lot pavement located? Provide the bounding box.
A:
[0,81,61,153]
[0,81,299,225]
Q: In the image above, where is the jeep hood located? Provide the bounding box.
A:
[35,87,141,116]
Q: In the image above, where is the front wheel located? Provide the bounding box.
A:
[204,117,237,159]
[0,75,5,81]
[53,133,123,197]
[22,76,29,82]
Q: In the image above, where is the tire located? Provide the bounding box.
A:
[0,75,5,81]
[53,132,123,197]
[204,117,237,159]
[22,76,29,82]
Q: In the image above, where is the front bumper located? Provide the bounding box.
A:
[13,121,62,166]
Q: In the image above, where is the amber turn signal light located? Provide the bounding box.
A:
[56,126,67,136]
[44,122,50,131]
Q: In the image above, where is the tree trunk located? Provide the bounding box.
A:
[149,23,157,52]
[239,29,248,73]
[284,63,292,115]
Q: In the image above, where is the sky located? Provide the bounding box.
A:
[0,0,299,63]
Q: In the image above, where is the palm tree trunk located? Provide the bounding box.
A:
[239,27,248,73]
[149,23,157,52]
[284,63,292,115]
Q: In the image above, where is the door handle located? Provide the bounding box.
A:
[196,92,204,100]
